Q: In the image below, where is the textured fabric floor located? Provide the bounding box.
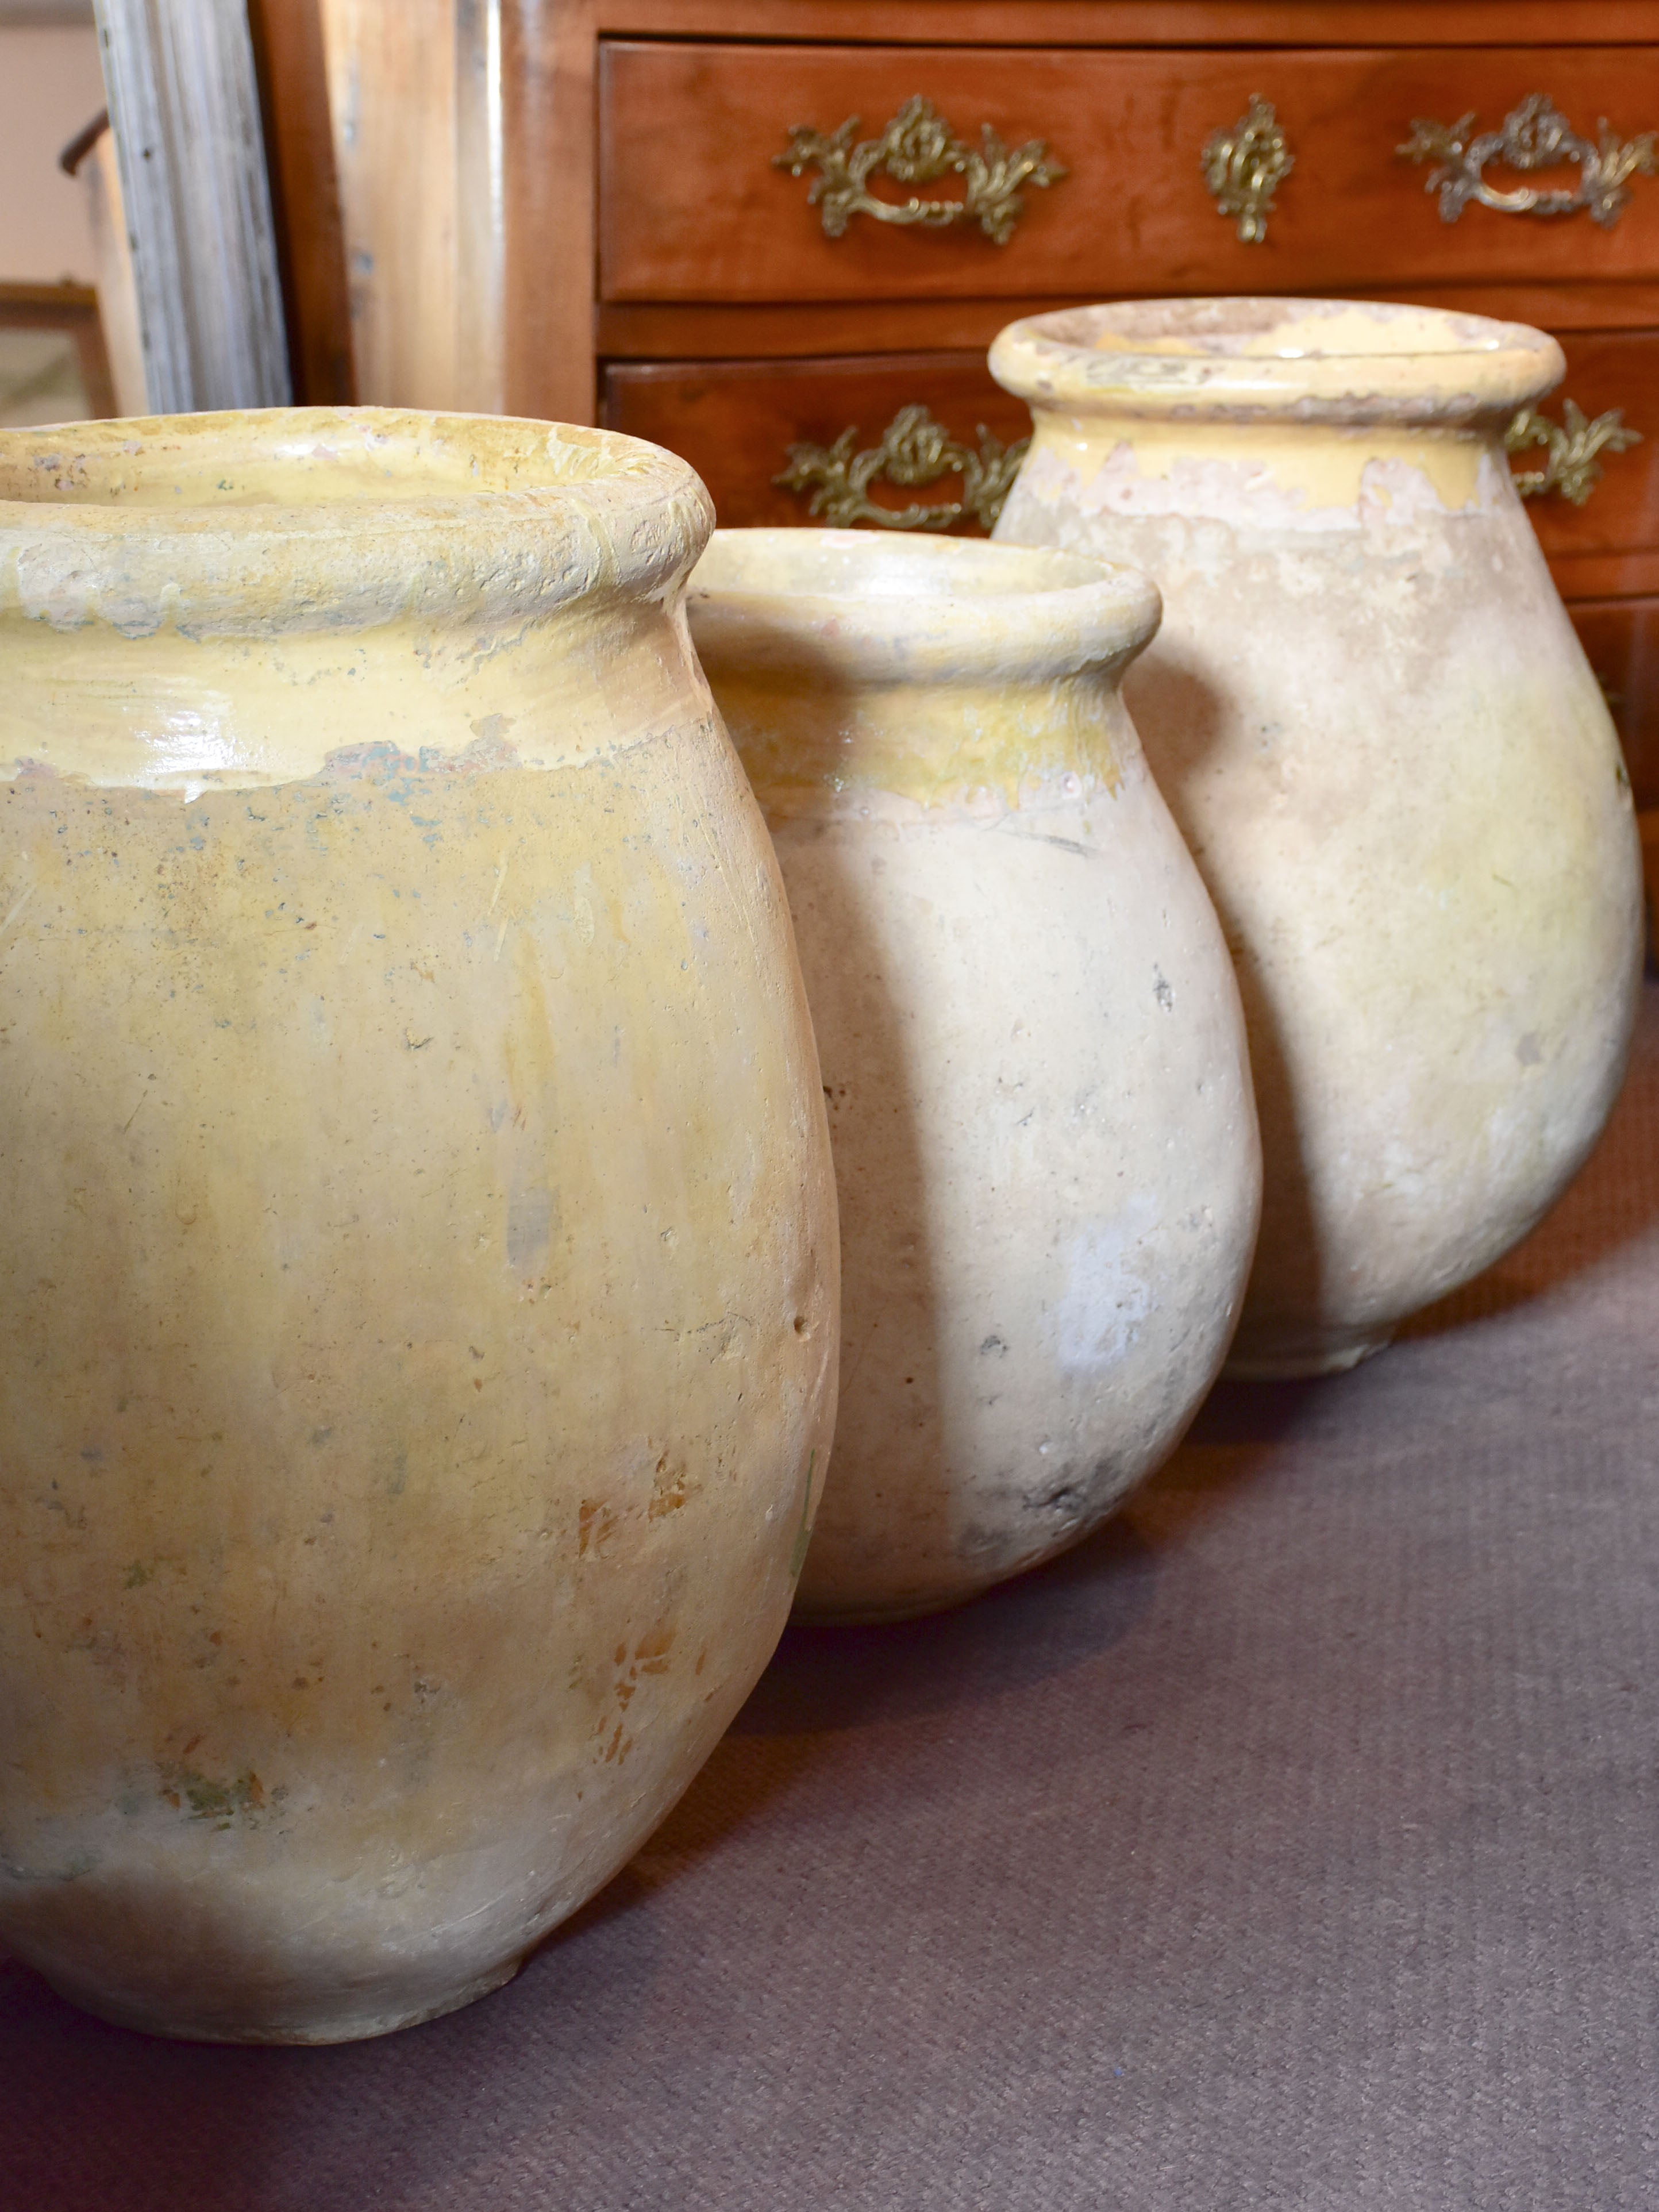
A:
[5,985,1659,2211]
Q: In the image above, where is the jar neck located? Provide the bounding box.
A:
[709,664,1136,824]
[1020,407,1510,528]
[0,591,690,795]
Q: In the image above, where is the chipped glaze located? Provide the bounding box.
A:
[0,410,838,2041]
[688,530,1260,1620]
[993,299,1643,1375]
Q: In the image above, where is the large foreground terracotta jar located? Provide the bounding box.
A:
[992,299,1643,1376]
[688,530,1260,1621]
[0,410,837,2041]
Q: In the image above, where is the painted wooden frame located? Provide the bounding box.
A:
[92,0,290,410]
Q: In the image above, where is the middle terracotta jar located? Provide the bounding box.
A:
[688,530,1261,1622]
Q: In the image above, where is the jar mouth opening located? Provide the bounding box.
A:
[1032,297,1543,363]
[991,298,1562,422]
[687,530,1161,682]
[0,407,687,517]
[0,409,713,636]
[692,528,1114,605]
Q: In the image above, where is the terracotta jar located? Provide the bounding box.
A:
[687,529,1260,1621]
[992,299,1643,1376]
[0,410,837,2042]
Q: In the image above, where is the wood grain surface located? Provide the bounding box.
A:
[599,42,1659,303]
[602,334,1659,555]
[603,352,1031,526]
[247,0,356,405]
[1518,331,1659,563]
[596,284,1659,363]
[590,1,1659,45]
[1572,596,1659,805]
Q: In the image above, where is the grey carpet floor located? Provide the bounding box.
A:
[5,984,1659,2212]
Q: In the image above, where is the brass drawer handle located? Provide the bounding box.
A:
[1203,96,1295,244]
[1399,95,1656,227]
[1507,399,1642,504]
[774,97,1066,245]
[775,405,1027,531]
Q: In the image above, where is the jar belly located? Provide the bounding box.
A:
[0,735,836,2042]
[778,767,1260,1622]
[1004,492,1643,1373]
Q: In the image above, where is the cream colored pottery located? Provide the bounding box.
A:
[0,410,838,2042]
[687,530,1260,1622]
[992,298,1643,1377]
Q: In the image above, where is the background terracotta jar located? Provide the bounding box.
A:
[0,410,837,2043]
[688,529,1260,1621]
[992,298,1643,1377]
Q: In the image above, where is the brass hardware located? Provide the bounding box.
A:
[1398,94,1656,227]
[1202,95,1295,244]
[775,405,1027,532]
[774,97,1065,246]
[1506,399,1642,505]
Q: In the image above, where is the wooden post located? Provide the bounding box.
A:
[92,0,291,411]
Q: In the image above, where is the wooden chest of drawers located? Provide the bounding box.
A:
[272,0,1659,798]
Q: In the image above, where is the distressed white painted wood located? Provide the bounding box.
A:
[92,0,288,411]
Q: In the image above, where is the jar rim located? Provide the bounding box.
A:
[990,298,1564,426]
[0,408,712,634]
[688,528,1160,683]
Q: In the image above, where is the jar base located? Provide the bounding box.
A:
[1223,1329,1394,1382]
[33,1949,526,2046]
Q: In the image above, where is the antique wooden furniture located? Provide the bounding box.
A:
[265,1,1659,799]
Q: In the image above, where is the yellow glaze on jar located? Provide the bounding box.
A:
[0,411,837,2041]
[994,300,1642,1376]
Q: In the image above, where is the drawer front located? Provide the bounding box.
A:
[1520,331,1659,563]
[599,42,1659,303]
[605,343,1658,544]
[603,355,1033,530]
[1571,597,1659,806]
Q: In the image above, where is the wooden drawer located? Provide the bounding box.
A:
[606,340,1658,545]
[598,42,1659,303]
[1572,597,1659,806]
[603,355,1031,528]
[1519,332,1659,594]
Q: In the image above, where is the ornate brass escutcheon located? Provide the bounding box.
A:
[1202,95,1296,243]
[773,96,1065,245]
[1506,399,1643,504]
[775,405,1027,531]
[1398,94,1656,226]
